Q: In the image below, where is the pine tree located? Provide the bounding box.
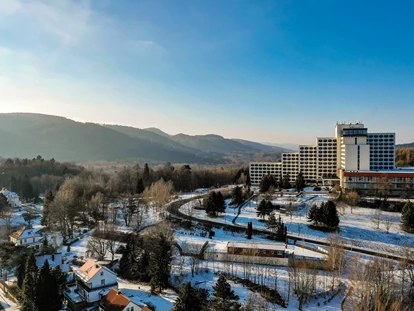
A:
[259,175,270,193]
[52,265,67,290]
[215,191,226,214]
[16,253,29,289]
[324,201,340,228]
[143,163,151,187]
[267,214,287,241]
[136,177,145,194]
[231,186,244,206]
[295,171,306,192]
[246,222,252,239]
[118,234,134,279]
[21,252,38,311]
[282,174,291,189]
[402,200,414,228]
[211,275,241,311]
[35,260,61,311]
[174,282,209,311]
[205,192,218,216]
[149,233,172,293]
[256,199,270,219]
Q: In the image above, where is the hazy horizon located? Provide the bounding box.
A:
[1,1,413,144]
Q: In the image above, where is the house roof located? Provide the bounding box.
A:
[227,242,286,251]
[76,260,116,283]
[9,227,42,240]
[100,289,150,311]
[77,260,103,282]
[35,253,69,273]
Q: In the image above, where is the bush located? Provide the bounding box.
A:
[313,186,321,191]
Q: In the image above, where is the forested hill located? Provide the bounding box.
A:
[0,113,289,164]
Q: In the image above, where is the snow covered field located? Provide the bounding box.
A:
[180,191,414,255]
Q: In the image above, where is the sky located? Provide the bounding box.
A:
[0,0,413,145]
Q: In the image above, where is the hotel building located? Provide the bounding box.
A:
[250,122,414,195]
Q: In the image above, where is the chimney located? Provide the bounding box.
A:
[117,290,122,295]
[95,264,99,269]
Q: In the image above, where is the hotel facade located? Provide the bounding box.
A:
[250,122,414,195]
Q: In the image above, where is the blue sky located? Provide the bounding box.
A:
[1,0,413,144]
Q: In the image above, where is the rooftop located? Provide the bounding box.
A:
[227,242,286,251]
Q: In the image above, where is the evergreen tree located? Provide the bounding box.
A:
[143,163,151,187]
[21,252,38,311]
[259,175,270,193]
[205,192,218,216]
[267,214,287,241]
[295,171,306,192]
[20,174,34,200]
[282,174,291,189]
[35,260,61,311]
[231,186,244,206]
[308,201,339,228]
[324,201,340,228]
[52,265,67,290]
[118,234,134,278]
[215,191,226,214]
[211,275,241,311]
[136,177,145,194]
[174,281,209,311]
[16,253,29,289]
[246,222,252,239]
[256,199,271,219]
[402,200,414,228]
[149,233,172,293]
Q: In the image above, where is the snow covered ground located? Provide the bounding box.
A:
[180,191,414,255]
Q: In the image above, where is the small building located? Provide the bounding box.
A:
[340,169,414,196]
[36,253,69,273]
[227,242,286,258]
[1,188,22,208]
[99,288,151,311]
[64,260,118,311]
[9,227,43,251]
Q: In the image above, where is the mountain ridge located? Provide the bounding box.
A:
[0,113,290,164]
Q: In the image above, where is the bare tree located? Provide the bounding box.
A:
[346,190,360,214]
[382,215,393,234]
[120,196,137,227]
[185,244,203,277]
[327,234,347,290]
[372,208,382,230]
[87,236,108,261]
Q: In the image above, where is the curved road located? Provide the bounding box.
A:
[167,197,414,264]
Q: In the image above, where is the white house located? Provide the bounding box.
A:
[64,260,118,311]
[1,188,22,208]
[9,227,43,251]
[35,253,69,273]
[99,289,151,311]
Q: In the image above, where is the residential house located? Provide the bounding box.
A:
[64,260,118,311]
[1,188,22,208]
[9,227,43,251]
[36,253,69,273]
[99,289,151,311]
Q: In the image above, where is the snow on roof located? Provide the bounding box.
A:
[77,260,102,282]
[1,188,19,198]
[36,253,69,273]
[100,289,150,311]
[76,260,116,282]
[227,242,286,251]
[10,227,42,240]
